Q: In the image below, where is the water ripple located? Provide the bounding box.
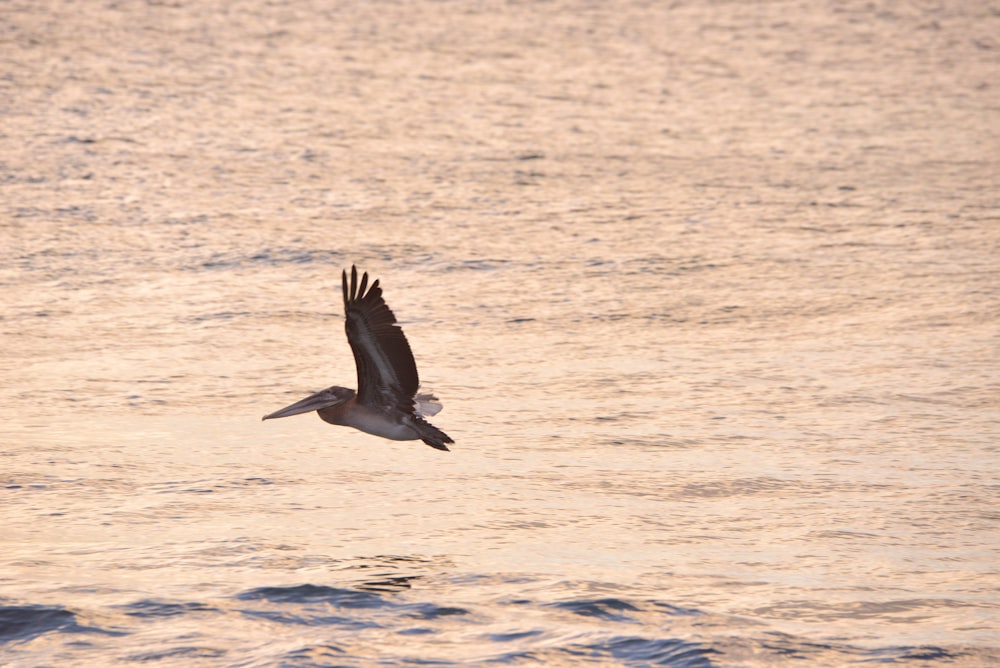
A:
[115,598,218,619]
[237,583,384,608]
[0,604,78,643]
[550,597,640,622]
[0,603,120,643]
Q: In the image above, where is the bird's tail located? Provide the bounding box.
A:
[411,415,453,451]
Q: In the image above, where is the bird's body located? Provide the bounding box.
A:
[262,266,453,451]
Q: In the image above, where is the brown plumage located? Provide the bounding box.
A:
[262,266,453,451]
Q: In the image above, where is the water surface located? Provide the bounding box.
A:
[2,0,998,665]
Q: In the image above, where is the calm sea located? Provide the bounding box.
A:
[2,0,998,665]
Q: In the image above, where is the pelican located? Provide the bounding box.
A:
[262,266,453,451]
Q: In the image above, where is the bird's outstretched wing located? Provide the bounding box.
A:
[342,265,420,408]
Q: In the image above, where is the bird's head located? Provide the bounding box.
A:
[261,386,355,421]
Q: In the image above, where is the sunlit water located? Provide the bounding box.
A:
[2,0,999,666]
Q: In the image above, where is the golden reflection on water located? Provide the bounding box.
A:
[2,0,999,664]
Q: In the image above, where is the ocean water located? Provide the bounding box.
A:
[2,0,999,666]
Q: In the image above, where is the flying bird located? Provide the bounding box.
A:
[262,266,453,451]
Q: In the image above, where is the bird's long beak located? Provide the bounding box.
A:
[261,389,348,421]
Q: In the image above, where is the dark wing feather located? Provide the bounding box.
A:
[342,266,420,407]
